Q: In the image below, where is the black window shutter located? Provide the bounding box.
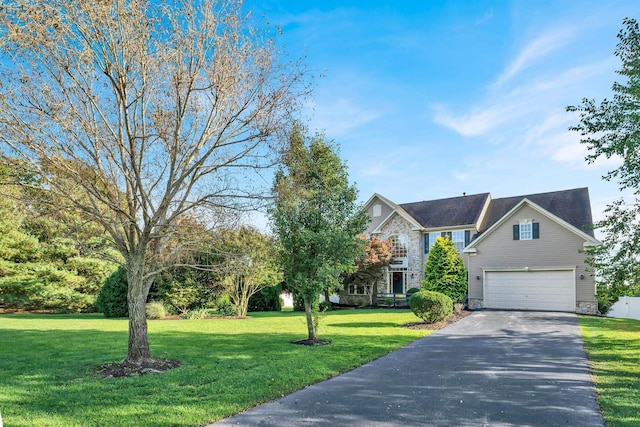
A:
[513,224,519,240]
[424,234,429,253]
[464,230,470,246]
[441,231,446,238]
[532,222,540,239]
[446,231,452,239]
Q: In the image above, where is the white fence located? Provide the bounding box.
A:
[608,296,640,320]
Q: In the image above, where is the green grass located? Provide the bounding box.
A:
[579,316,640,427]
[0,309,429,426]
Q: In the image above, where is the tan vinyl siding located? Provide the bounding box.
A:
[466,204,595,304]
[366,197,395,234]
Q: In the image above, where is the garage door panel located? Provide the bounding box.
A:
[484,270,574,312]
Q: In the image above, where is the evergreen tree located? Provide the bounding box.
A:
[422,236,467,303]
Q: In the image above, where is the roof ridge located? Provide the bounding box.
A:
[490,187,588,202]
[399,192,491,206]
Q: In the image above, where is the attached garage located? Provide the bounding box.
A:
[484,269,575,312]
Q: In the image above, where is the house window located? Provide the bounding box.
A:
[519,220,532,240]
[424,232,441,253]
[389,234,408,258]
[513,220,540,240]
[348,283,371,295]
[425,230,469,253]
[373,204,382,217]
[451,230,465,251]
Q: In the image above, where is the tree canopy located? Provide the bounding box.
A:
[270,124,367,342]
[568,18,640,312]
[0,0,306,366]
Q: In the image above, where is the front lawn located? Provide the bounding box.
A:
[0,309,428,426]
[579,316,640,427]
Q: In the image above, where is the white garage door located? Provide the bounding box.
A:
[484,270,575,312]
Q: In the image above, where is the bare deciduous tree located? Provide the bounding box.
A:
[0,0,306,367]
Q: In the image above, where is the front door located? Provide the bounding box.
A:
[392,271,404,294]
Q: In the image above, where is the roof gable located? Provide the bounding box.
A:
[465,197,600,251]
[478,187,595,237]
[365,193,422,233]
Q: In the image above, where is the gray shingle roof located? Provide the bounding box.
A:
[399,193,490,228]
[479,187,595,237]
[394,188,594,238]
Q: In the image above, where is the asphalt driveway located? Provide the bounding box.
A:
[210,311,603,426]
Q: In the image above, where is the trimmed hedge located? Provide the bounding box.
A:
[410,290,453,323]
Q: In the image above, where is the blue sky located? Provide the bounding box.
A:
[248,0,640,233]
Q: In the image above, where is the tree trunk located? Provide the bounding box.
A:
[371,277,379,307]
[303,297,316,341]
[323,288,330,305]
[125,259,151,366]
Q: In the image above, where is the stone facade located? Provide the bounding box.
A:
[467,298,483,310]
[376,213,423,292]
[576,301,597,315]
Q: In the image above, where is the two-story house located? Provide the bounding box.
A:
[341,187,599,314]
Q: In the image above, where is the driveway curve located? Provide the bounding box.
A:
[210,311,603,426]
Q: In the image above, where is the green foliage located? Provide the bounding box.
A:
[0,260,109,313]
[0,157,118,312]
[216,226,282,317]
[406,287,420,297]
[318,300,332,312]
[162,277,201,315]
[185,307,209,320]
[410,290,453,323]
[145,301,167,319]
[568,18,640,305]
[152,271,217,315]
[216,294,238,316]
[248,283,282,312]
[422,236,468,302]
[96,267,128,318]
[270,124,368,339]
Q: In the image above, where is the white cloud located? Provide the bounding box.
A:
[432,103,519,137]
[494,27,576,86]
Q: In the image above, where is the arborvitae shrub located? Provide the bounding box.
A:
[96,267,128,318]
[422,237,468,303]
